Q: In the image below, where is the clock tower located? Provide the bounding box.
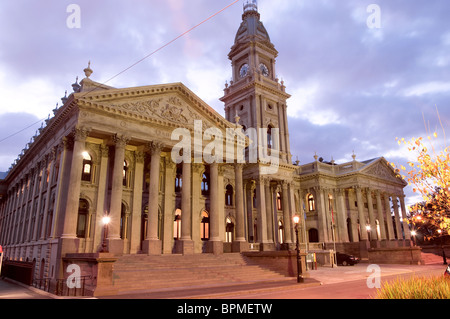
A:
[220,0,292,165]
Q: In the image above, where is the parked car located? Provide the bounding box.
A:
[336,252,359,266]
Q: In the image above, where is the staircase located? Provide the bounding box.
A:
[110,253,291,295]
[421,252,446,264]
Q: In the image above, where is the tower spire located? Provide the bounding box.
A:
[243,0,258,13]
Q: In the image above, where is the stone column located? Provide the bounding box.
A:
[281,181,292,244]
[392,195,403,240]
[162,159,176,254]
[336,188,349,243]
[355,186,368,241]
[129,150,144,254]
[264,178,275,249]
[61,127,90,253]
[180,159,194,255]
[384,194,395,240]
[143,142,163,255]
[255,177,268,245]
[232,163,247,252]
[107,133,129,255]
[245,181,255,242]
[91,145,109,251]
[399,195,412,239]
[208,162,223,254]
[40,149,56,240]
[375,190,387,241]
[366,188,377,241]
[316,187,329,243]
[50,137,70,239]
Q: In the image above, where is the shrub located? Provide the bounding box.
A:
[375,276,450,299]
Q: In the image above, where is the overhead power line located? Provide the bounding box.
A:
[0,0,240,145]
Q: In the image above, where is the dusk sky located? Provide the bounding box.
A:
[0,0,449,206]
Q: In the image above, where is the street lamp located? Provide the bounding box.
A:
[293,214,304,283]
[100,215,111,253]
[365,225,371,241]
[411,230,417,246]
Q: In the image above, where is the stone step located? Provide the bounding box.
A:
[421,252,445,264]
[109,253,290,294]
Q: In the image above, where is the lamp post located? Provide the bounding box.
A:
[293,215,304,283]
[365,225,371,241]
[100,215,111,253]
[411,230,417,246]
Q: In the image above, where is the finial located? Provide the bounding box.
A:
[72,76,81,93]
[61,90,68,104]
[234,110,240,125]
[243,0,258,13]
[352,150,356,161]
[84,61,93,78]
[314,152,318,161]
[295,156,300,166]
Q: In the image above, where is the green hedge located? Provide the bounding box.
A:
[375,276,450,299]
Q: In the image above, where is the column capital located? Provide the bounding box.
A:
[192,163,204,174]
[100,144,110,158]
[135,151,145,164]
[113,133,130,148]
[147,141,164,155]
[72,126,91,142]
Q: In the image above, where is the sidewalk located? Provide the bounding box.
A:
[0,278,55,299]
[0,263,446,299]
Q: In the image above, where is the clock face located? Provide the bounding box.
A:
[239,63,249,78]
[260,63,269,77]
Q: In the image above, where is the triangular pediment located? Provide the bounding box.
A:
[75,82,235,133]
[360,157,407,185]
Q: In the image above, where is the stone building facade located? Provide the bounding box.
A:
[0,1,412,282]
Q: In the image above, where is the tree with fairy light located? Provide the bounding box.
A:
[391,109,450,247]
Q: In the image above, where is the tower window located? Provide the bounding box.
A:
[267,125,273,149]
[225,185,233,206]
[123,160,129,187]
[81,152,93,182]
[201,173,210,195]
[307,194,315,211]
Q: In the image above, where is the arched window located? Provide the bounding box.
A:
[225,217,234,243]
[76,199,89,238]
[307,194,315,211]
[225,185,233,206]
[123,160,129,187]
[173,209,181,240]
[81,152,92,182]
[175,165,182,192]
[201,173,209,195]
[200,211,210,241]
[267,125,273,149]
[277,192,282,210]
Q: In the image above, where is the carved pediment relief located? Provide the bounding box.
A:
[362,161,404,184]
[104,95,214,131]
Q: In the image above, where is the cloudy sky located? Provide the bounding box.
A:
[0,0,449,206]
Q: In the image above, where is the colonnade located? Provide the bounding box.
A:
[301,186,412,246]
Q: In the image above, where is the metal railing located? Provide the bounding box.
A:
[33,275,92,297]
